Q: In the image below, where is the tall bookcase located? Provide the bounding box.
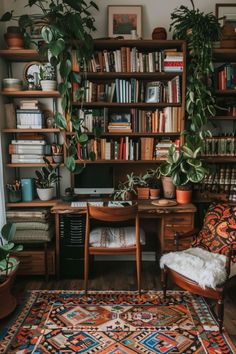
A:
[199,48,236,202]
[0,49,60,275]
[68,39,186,181]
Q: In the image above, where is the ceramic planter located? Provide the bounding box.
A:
[0,259,19,319]
[37,187,54,201]
[176,188,192,204]
[161,177,176,199]
[40,80,57,91]
[149,188,161,199]
[137,187,150,199]
[53,154,63,163]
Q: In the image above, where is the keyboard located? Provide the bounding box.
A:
[71,201,104,208]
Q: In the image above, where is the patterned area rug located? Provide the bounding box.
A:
[0,290,235,353]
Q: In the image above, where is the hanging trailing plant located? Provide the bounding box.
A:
[170,0,221,133]
[160,1,221,188]
[1,0,99,173]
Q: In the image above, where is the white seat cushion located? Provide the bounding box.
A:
[160,247,227,289]
[89,226,145,248]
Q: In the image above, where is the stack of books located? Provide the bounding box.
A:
[16,100,44,129]
[163,51,184,72]
[9,135,46,163]
[108,113,132,133]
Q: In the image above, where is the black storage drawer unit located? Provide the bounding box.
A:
[60,213,86,278]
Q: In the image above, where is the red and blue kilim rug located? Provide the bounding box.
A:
[0,290,235,353]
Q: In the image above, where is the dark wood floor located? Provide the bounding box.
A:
[7,261,236,346]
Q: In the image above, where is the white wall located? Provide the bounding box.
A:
[1,0,236,196]
[3,0,236,38]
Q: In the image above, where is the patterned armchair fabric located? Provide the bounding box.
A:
[192,203,236,262]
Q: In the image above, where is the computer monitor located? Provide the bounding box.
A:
[73,165,114,195]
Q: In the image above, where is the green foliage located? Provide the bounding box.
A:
[113,173,139,201]
[1,0,99,172]
[170,1,221,132]
[160,1,221,186]
[0,222,23,282]
[34,157,61,188]
[159,140,209,186]
[142,167,161,189]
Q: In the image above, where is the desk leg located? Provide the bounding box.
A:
[55,213,60,279]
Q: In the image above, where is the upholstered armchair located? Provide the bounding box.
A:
[160,203,236,332]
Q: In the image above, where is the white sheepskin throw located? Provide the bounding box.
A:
[160,247,227,289]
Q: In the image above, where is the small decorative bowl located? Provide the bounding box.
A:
[2,78,22,91]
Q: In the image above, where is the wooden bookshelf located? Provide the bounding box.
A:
[1,90,60,97]
[0,49,42,61]
[2,128,61,133]
[72,102,182,108]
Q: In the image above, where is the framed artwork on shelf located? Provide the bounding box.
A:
[215,3,236,30]
[107,5,142,39]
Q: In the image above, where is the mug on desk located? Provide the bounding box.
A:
[21,178,33,202]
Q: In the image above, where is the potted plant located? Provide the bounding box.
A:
[1,0,99,173]
[160,137,209,204]
[143,167,161,199]
[34,157,61,201]
[160,1,221,202]
[39,63,57,91]
[0,222,23,319]
[113,173,139,201]
[136,174,150,200]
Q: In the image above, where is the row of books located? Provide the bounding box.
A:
[76,137,177,161]
[78,107,181,134]
[216,63,236,90]
[82,76,181,104]
[202,136,236,156]
[196,165,236,202]
[83,48,183,73]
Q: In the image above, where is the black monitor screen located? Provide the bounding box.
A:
[73,165,114,195]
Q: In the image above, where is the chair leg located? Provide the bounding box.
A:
[161,267,168,300]
[44,242,48,282]
[136,247,141,295]
[84,250,89,296]
[217,296,224,333]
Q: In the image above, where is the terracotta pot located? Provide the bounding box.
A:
[152,27,167,40]
[149,188,161,199]
[4,33,24,49]
[0,261,19,319]
[137,187,150,199]
[161,177,176,199]
[176,188,192,204]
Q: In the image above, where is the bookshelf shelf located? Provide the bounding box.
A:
[72,102,182,108]
[85,72,182,80]
[93,39,185,50]
[66,132,180,137]
[2,128,61,133]
[213,48,236,61]
[210,116,236,120]
[6,199,58,207]
[1,90,60,97]
[202,157,236,163]
[75,159,165,164]
[0,49,42,61]
[215,89,236,96]
[7,163,63,167]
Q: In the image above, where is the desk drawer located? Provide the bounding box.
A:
[163,225,193,251]
[17,250,55,275]
[164,213,193,226]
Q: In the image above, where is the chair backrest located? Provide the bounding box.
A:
[193,203,236,261]
[87,203,138,222]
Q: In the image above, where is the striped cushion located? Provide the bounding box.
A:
[89,227,145,248]
[14,227,54,243]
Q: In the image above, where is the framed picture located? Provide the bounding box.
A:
[216,3,236,30]
[145,82,161,103]
[107,5,142,39]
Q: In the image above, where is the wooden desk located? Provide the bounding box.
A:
[51,201,196,278]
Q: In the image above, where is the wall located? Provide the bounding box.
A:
[3,0,236,39]
[1,0,236,195]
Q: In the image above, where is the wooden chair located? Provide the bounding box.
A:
[84,203,145,295]
[160,203,236,332]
